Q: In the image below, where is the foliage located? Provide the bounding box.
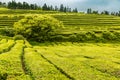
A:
[0,39,120,79]
[0,40,31,80]
[87,8,92,14]
[0,40,15,53]
[14,15,64,42]
[13,35,25,40]
[35,42,120,80]
[50,35,67,42]
[24,48,68,80]
[102,31,117,41]
[1,14,120,42]
[0,1,78,13]
[68,34,77,42]
[0,28,14,37]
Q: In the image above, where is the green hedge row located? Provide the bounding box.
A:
[48,31,120,42]
[1,28,120,43]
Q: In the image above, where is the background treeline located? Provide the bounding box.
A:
[1,1,120,16]
[0,2,6,7]
[87,8,120,16]
[0,0,78,13]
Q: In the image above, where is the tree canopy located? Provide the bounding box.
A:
[14,15,64,42]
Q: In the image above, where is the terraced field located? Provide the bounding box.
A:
[1,39,120,80]
[0,8,59,14]
[53,14,120,34]
[53,14,120,26]
[0,16,23,28]
[1,14,120,35]
[1,10,120,80]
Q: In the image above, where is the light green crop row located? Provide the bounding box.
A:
[34,42,120,80]
[0,40,15,53]
[0,40,31,80]
[53,14,120,27]
[24,40,32,48]
[24,48,69,80]
[54,43,120,77]
[0,39,7,44]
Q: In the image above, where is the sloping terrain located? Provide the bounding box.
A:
[1,39,120,80]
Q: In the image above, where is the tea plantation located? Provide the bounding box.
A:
[0,9,120,80]
[1,39,120,80]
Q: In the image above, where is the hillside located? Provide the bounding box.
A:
[0,38,120,80]
[0,9,120,80]
[1,13,120,33]
[1,13,120,42]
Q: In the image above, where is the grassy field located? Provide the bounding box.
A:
[0,39,120,80]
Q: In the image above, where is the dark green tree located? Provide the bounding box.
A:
[101,11,109,15]
[92,10,98,14]
[17,2,23,9]
[42,3,48,10]
[60,4,64,12]
[64,7,67,12]
[30,4,34,9]
[87,8,92,14]
[55,6,58,11]
[73,8,78,13]
[50,5,54,11]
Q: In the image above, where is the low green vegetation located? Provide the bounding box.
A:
[0,7,120,80]
[33,42,120,80]
[14,15,64,42]
[0,39,15,53]
[0,13,120,42]
[0,40,31,80]
[0,38,120,80]
[24,48,69,80]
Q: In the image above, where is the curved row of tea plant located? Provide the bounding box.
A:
[33,42,120,80]
[1,38,120,80]
[24,48,69,80]
[0,40,31,80]
[0,39,7,44]
[0,39,15,54]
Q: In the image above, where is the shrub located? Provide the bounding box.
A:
[76,32,87,42]
[50,35,67,42]
[86,31,96,41]
[0,28,14,37]
[95,35,105,43]
[14,15,64,42]
[113,32,120,41]
[102,31,117,41]
[68,34,77,42]
[13,35,25,40]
